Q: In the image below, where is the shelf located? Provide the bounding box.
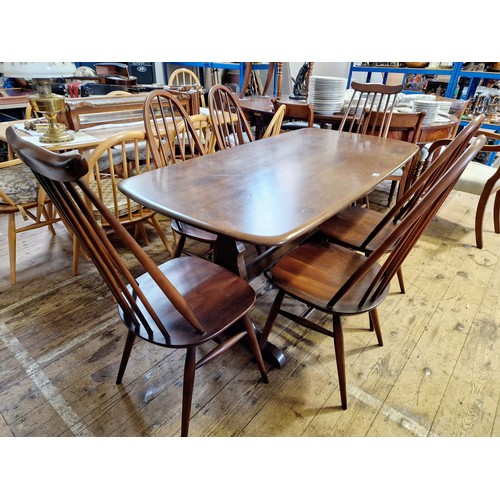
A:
[348,62,500,134]
[351,65,454,76]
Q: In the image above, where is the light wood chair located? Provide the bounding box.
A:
[143,90,217,258]
[208,84,255,150]
[72,129,174,274]
[106,90,133,97]
[262,104,286,139]
[168,67,206,108]
[7,125,269,437]
[0,156,61,285]
[260,131,486,410]
[187,114,216,154]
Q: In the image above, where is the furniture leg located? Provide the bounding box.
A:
[213,235,286,368]
[332,315,347,410]
[181,347,196,437]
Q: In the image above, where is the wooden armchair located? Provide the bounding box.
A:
[451,128,500,248]
[7,125,268,437]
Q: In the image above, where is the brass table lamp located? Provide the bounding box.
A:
[0,62,76,143]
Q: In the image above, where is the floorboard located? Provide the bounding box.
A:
[1,182,499,439]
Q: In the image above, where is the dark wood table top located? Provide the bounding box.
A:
[119,128,419,247]
[120,127,419,368]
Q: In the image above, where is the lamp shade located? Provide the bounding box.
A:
[0,62,76,78]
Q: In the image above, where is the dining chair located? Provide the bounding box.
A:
[271,97,316,131]
[0,156,61,284]
[317,115,486,294]
[339,81,404,134]
[259,131,486,410]
[7,125,269,437]
[366,110,427,206]
[337,82,405,207]
[143,89,217,258]
[450,128,500,249]
[186,113,216,154]
[208,84,255,150]
[168,67,206,108]
[262,104,286,139]
[72,129,175,274]
[435,96,469,138]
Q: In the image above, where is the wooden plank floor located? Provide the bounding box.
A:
[1,182,499,438]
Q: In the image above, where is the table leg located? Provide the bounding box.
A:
[213,234,287,369]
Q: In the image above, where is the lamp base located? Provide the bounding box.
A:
[29,93,74,144]
[38,124,74,143]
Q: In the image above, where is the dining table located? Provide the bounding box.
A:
[240,95,459,142]
[118,127,420,367]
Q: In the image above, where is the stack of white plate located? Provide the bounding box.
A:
[400,93,436,105]
[308,76,347,115]
[412,100,440,124]
[436,100,452,114]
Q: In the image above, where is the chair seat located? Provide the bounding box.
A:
[270,241,389,315]
[91,176,142,219]
[0,162,39,205]
[454,161,500,196]
[118,255,255,347]
[318,205,397,253]
[171,219,218,243]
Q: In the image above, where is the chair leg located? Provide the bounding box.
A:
[73,236,80,276]
[242,314,269,383]
[181,347,196,437]
[150,214,174,257]
[387,180,398,207]
[259,289,285,349]
[332,316,347,410]
[369,309,384,346]
[475,191,490,249]
[494,191,500,235]
[42,206,57,235]
[8,213,17,285]
[116,330,136,384]
[173,234,187,258]
[396,267,405,294]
